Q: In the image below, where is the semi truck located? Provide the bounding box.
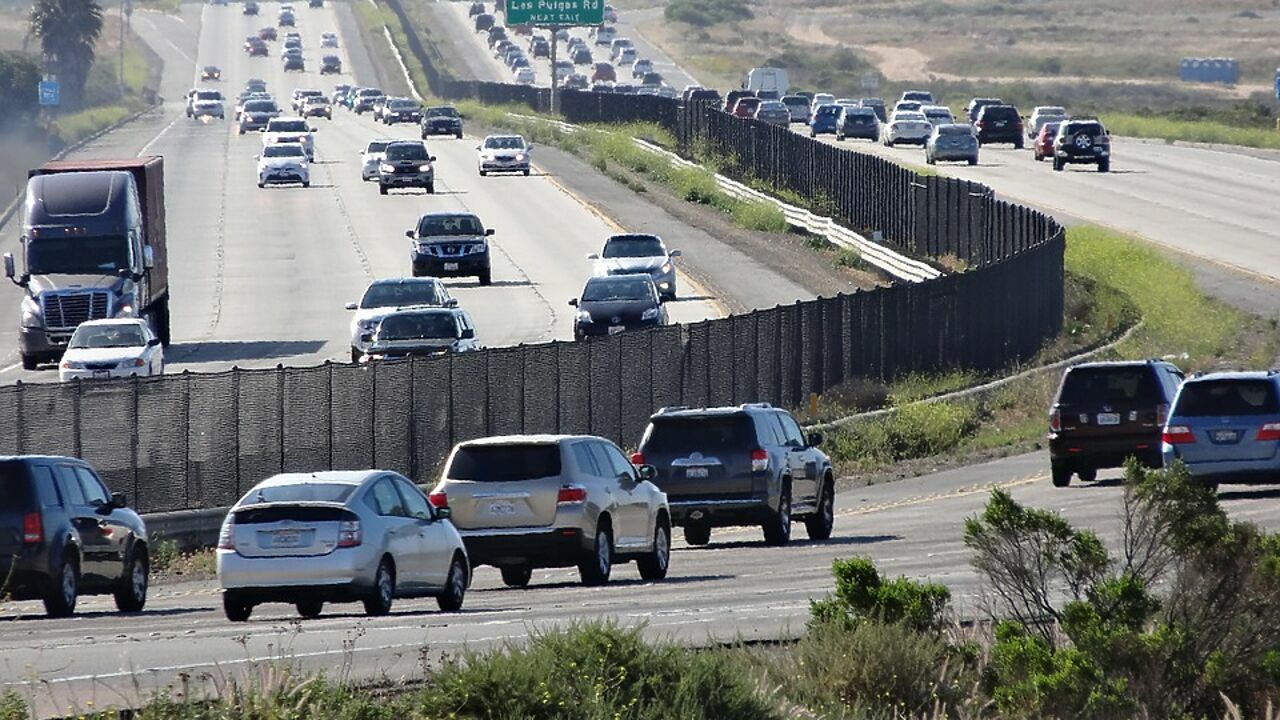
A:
[4,156,171,370]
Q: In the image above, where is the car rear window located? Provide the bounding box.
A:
[981,106,1019,120]
[0,463,34,510]
[448,444,562,481]
[642,416,755,454]
[1059,367,1163,405]
[239,483,355,505]
[1175,380,1280,417]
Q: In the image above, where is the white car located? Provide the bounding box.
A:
[188,89,225,119]
[477,134,532,176]
[1028,105,1068,138]
[921,105,954,126]
[290,88,324,113]
[360,138,394,181]
[588,232,681,300]
[320,32,338,48]
[257,142,311,188]
[261,117,315,159]
[344,277,456,361]
[809,92,835,116]
[883,111,932,146]
[514,67,535,85]
[59,319,164,382]
[631,58,653,78]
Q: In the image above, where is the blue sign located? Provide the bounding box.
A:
[38,80,59,107]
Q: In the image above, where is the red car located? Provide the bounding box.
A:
[1034,121,1061,162]
[732,97,761,118]
[590,62,616,84]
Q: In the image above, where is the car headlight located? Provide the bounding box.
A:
[61,359,83,370]
[115,295,137,317]
[660,262,673,274]
[641,307,660,321]
[418,164,433,172]
[380,163,395,173]
[20,296,42,327]
[576,311,593,324]
[515,153,527,162]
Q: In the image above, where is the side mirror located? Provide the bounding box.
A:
[147,337,161,347]
[405,230,415,239]
[309,125,317,132]
[429,156,437,162]
[636,464,657,482]
[807,431,824,447]
[445,298,459,308]
[474,145,482,151]
[485,228,495,236]
[669,249,682,257]
[586,252,599,260]
[568,298,579,307]
[110,491,127,508]
[460,328,475,339]
[3,253,14,280]
[435,506,452,520]
[344,301,357,310]
[143,246,155,269]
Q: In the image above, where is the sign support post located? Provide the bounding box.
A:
[549,26,558,114]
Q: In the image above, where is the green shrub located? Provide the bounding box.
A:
[668,165,720,204]
[731,200,788,233]
[811,556,951,634]
[0,691,25,720]
[665,0,752,27]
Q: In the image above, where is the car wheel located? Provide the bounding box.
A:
[1051,462,1072,488]
[522,168,530,176]
[762,481,792,546]
[379,184,388,195]
[479,169,487,176]
[1035,151,1043,162]
[437,554,467,612]
[926,155,935,165]
[302,181,310,188]
[1098,159,1110,173]
[455,132,463,139]
[296,599,323,618]
[421,132,428,140]
[885,139,894,147]
[44,552,79,618]
[114,545,149,612]
[578,524,613,586]
[350,347,362,363]
[1014,138,1024,150]
[1078,468,1098,484]
[500,565,532,587]
[426,182,435,194]
[21,354,37,371]
[364,558,395,616]
[637,516,671,581]
[1053,158,1064,172]
[804,479,835,541]
[968,157,978,166]
[683,523,711,546]
[257,182,265,188]
[478,269,492,286]
[223,591,252,622]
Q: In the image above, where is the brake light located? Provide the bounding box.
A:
[337,519,362,548]
[21,512,42,544]
[1257,423,1280,442]
[1163,425,1196,445]
[1049,409,1062,433]
[1156,404,1169,426]
[630,452,645,465]
[751,449,770,473]
[217,517,235,550]
[557,485,587,504]
[428,491,448,508]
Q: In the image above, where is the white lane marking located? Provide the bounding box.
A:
[0,363,19,375]
[134,15,196,65]
[139,112,187,156]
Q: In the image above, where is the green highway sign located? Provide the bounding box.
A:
[505,0,603,26]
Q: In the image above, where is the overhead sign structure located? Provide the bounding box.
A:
[506,0,603,26]
[38,80,59,107]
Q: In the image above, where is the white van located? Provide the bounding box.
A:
[744,67,789,97]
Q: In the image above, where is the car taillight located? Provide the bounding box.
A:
[21,512,42,544]
[1163,425,1196,445]
[217,518,235,550]
[630,452,645,465]
[337,520,362,548]
[975,120,985,128]
[1156,404,1169,426]
[751,449,770,473]
[428,491,448,508]
[557,485,587,504]
[1257,423,1280,442]
[1049,409,1062,433]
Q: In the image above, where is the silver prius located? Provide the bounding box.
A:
[217,470,469,621]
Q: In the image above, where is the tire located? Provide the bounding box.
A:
[1051,462,1072,488]
[437,554,467,612]
[637,516,671,581]
[350,346,362,363]
[302,181,310,188]
[835,134,843,141]
[762,482,792,546]
[1035,152,1043,162]
[683,523,711,546]
[425,182,434,194]
[257,182,265,188]
[44,553,79,618]
[1014,138,1024,150]
[578,524,613,586]
[455,132,463,139]
[926,155,935,165]
[804,479,835,541]
[223,592,252,622]
[479,169,487,176]
[114,546,149,612]
[968,157,978,166]
[379,184,388,196]
[364,558,395,616]
[501,565,532,587]
[296,599,323,618]
[885,139,894,147]
[1053,158,1064,172]
[21,354,38,371]
[478,269,492,286]
[522,169,530,176]
[1098,159,1110,173]
[1078,468,1097,484]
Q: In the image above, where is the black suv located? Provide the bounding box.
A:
[422,105,464,139]
[1048,360,1184,487]
[0,456,149,617]
[974,104,1024,148]
[634,404,834,546]
[1053,117,1112,172]
[407,212,494,285]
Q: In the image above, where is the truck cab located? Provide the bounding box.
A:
[4,157,170,371]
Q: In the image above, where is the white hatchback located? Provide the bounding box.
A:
[59,319,164,382]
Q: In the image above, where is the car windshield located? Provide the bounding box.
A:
[28,235,128,274]
[937,125,972,136]
[240,483,355,505]
[484,136,525,149]
[203,66,218,72]
[925,110,951,119]
[447,444,562,481]
[644,416,755,454]
[385,143,428,161]
[268,120,308,132]
[1175,380,1280,417]
[418,214,484,236]
[69,324,146,349]
[196,91,220,101]
[583,277,653,302]
[359,89,383,97]
[427,107,458,117]
[361,282,443,309]
[602,236,663,258]
[263,144,305,158]
[245,100,277,112]
[377,313,457,340]
[389,99,418,109]
[896,112,926,122]
[306,97,328,105]
[365,140,390,153]
[1059,367,1161,405]
[816,105,840,117]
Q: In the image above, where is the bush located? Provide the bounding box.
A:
[731,200,788,233]
[810,556,951,634]
[665,0,752,27]
[0,692,25,720]
[827,401,982,468]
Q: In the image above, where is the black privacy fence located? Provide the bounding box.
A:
[0,4,1064,513]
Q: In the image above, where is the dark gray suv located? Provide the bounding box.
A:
[633,404,835,547]
[0,456,149,617]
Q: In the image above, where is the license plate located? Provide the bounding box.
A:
[487,501,515,515]
[93,370,110,379]
[608,325,626,335]
[443,262,459,271]
[272,530,301,547]
[1211,430,1239,443]
[1096,413,1120,425]
[685,467,709,479]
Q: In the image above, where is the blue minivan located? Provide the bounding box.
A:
[1162,371,1280,489]
[809,104,841,137]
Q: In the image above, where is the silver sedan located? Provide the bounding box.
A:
[217,470,469,621]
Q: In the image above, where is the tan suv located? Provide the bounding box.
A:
[429,435,671,587]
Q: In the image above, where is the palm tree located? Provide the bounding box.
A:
[29,0,104,109]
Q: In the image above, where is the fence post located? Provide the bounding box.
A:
[131,376,139,509]
[408,358,417,480]
[184,371,192,509]
[277,364,285,473]
[232,367,241,499]
[326,361,334,471]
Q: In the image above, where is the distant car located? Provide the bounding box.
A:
[474,13,494,31]
[429,434,671,587]
[858,97,887,123]
[345,277,455,361]
[1162,371,1280,491]
[893,100,923,114]
[406,211,494,284]
[684,87,721,104]
[476,134,531,176]
[370,95,391,122]
[360,138,393,181]
[553,60,574,84]
[925,123,979,165]
[530,36,549,58]
[234,91,269,119]
[808,92,835,117]
[0,455,149,617]
[572,46,593,65]
[421,105,464,139]
[283,37,302,51]
[246,37,268,56]
[617,47,637,65]
[188,89,225,119]
[594,24,617,46]
[570,274,667,340]
[382,97,422,125]
[780,94,811,123]
[258,26,277,41]
[604,3,617,21]
[562,73,589,90]
[277,10,295,26]
[899,90,934,105]
[1053,117,1111,172]
[1049,359,1184,487]
[809,104,840,137]
[921,105,954,126]
[283,54,305,72]
[217,470,469,621]
[302,96,332,119]
[321,32,338,48]
[353,88,384,114]
[238,98,280,133]
[589,233,681,300]
[200,65,221,81]
[731,97,761,118]
[514,67,535,84]
[308,0,322,7]
[631,58,653,78]
[243,0,258,14]
[363,307,479,361]
[965,97,1003,122]
[290,88,323,113]
[262,116,315,158]
[974,104,1024,147]
[245,78,267,93]
[753,100,790,126]
[1028,105,1068,138]
[1034,121,1061,161]
[257,142,310,188]
[835,105,879,141]
[468,1,485,16]
[320,54,341,74]
[331,83,352,103]
[883,110,931,146]
[378,140,435,195]
[59,319,164,381]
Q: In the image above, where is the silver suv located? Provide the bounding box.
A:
[430,435,672,587]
